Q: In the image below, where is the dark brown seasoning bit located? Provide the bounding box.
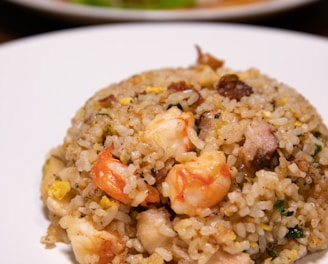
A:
[215,74,253,101]
[195,45,224,71]
[150,168,157,176]
[168,81,194,92]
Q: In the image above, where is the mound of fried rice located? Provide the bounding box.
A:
[41,48,328,264]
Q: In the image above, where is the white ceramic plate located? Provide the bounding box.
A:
[8,0,319,22]
[1,23,328,263]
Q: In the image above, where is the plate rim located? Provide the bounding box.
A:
[1,22,328,264]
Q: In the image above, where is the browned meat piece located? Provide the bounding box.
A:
[167,81,203,111]
[215,74,253,101]
[196,45,224,71]
[98,94,116,107]
[168,81,195,92]
[240,122,278,170]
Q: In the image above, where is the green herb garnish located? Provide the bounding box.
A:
[274,200,294,216]
[285,226,305,239]
[267,249,278,260]
[313,144,322,157]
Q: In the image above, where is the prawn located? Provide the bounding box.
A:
[164,150,231,216]
[59,215,126,264]
[91,147,159,205]
[143,107,197,157]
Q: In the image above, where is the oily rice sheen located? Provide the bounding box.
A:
[41,48,328,264]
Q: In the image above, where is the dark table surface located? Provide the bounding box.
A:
[1,0,328,45]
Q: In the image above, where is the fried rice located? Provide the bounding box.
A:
[40,47,328,264]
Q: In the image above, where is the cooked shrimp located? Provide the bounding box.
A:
[136,208,175,254]
[91,147,159,205]
[143,107,199,157]
[164,150,231,216]
[59,216,126,264]
[206,249,254,264]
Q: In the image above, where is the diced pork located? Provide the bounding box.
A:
[240,122,278,170]
[215,74,253,101]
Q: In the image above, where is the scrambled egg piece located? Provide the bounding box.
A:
[118,96,134,106]
[145,86,166,94]
[281,97,289,105]
[100,195,119,209]
[48,180,71,200]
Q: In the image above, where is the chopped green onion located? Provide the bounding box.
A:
[313,144,322,157]
[285,226,305,239]
[274,199,293,217]
[267,249,278,260]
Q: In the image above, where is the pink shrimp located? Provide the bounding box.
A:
[164,150,231,216]
[91,147,159,205]
[143,107,196,157]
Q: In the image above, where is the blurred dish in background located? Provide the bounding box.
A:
[8,0,318,22]
[58,0,266,9]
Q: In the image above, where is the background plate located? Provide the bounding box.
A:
[0,23,328,263]
[7,0,319,22]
